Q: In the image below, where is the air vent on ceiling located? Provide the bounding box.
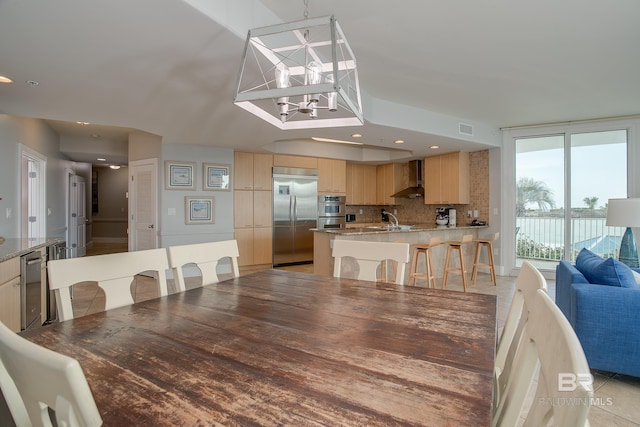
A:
[459,123,474,136]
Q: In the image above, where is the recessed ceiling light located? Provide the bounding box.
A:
[76,121,90,125]
[394,139,405,144]
[109,165,121,170]
[351,133,363,138]
[97,158,106,161]
[91,134,101,139]
[0,75,13,84]
[311,137,363,146]
[430,145,440,149]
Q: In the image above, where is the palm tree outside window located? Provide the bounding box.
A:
[514,130,627,271]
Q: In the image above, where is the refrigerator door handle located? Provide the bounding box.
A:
[292,195,297,226]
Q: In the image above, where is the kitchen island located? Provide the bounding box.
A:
[313,224,489,284]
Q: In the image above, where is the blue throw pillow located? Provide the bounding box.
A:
[575,248,637,288]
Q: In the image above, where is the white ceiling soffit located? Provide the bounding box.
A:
[264,139,413,162]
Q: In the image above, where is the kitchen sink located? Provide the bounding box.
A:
[365,225,413,230]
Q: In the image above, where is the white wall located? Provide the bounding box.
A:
[0,115,91,239]
[159,144,235,247]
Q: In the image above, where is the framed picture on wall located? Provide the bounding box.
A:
[165,161,196,190]
[185,196,215,224]
[203,163,231,191]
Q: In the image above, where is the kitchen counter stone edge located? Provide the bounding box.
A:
[0,237,65,262]
[312,224,488,235]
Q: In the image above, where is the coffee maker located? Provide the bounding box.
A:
[435,207,449,225]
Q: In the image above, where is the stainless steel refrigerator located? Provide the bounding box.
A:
[273,167,318,266]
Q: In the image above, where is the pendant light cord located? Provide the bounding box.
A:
[303,0,309,19]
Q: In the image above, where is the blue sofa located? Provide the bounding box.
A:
[556,250,640,378]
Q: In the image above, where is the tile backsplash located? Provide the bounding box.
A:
[345,150,490,226]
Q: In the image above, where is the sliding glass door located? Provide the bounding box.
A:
[514,130,627,270]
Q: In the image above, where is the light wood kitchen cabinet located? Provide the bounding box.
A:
[318,158,346,195]
[253,153,273,191]
[234,190,273,265]
[376,163,405,205]
[423,155,442,204]
[253,191,272,227]
[363,166,377,204]
[252,227,273,265]
[234,152,254,190]
[235,227,273,266]
[234,190,254,228]
[273,154,318,169]
[233,150,273,267]
[346,163,377,205]
[234,152,273,190]
[423,151,470,204]
[0,257,21,332]
[234,228,254,266]
[346,163,362,204]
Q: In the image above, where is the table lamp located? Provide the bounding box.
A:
[606,198,640,268]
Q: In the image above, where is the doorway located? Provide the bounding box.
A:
[68,174,87,258]
[129,159,158,251]
[20,146,46,240]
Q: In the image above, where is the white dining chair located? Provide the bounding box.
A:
[493,289,592,426]
[167,239,240,292]
[492,261,548,425]
[47,248,170,321]
[332,240,411,284]
[0,321,102,427]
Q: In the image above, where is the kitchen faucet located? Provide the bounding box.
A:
[382,210,399,228]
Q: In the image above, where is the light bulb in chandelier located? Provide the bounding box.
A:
[306,61,322,103]
[326,73,338,112]
[275,63,291,119]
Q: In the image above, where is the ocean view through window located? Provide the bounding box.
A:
[515,130,627,269]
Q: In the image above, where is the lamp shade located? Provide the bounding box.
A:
[606,198,640,227]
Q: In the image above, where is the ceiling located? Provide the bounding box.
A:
[1,0,639,165]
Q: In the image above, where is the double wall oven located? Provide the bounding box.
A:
[317,195,346,230]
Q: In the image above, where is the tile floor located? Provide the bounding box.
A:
[70,243,640,426]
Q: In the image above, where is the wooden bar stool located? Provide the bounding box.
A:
[441,234,473,292]
[471,232,499,285]
[408,237,441,288]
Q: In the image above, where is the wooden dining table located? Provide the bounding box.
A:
[21,269,497,426]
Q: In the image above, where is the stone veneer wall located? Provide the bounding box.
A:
[345,150,490,226]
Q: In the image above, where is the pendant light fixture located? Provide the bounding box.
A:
[233,1,363,130]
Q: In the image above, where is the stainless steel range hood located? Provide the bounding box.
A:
[391,160,424,198]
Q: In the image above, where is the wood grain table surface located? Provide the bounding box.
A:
[21,269,497,426]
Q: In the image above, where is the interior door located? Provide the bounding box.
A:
[129,159,158,251]
[68,174,87,258]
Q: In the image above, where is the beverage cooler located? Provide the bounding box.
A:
[44,240,67,324]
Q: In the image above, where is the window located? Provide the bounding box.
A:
[504,120,636,274]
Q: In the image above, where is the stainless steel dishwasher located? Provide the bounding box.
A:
[20,250,44,330]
